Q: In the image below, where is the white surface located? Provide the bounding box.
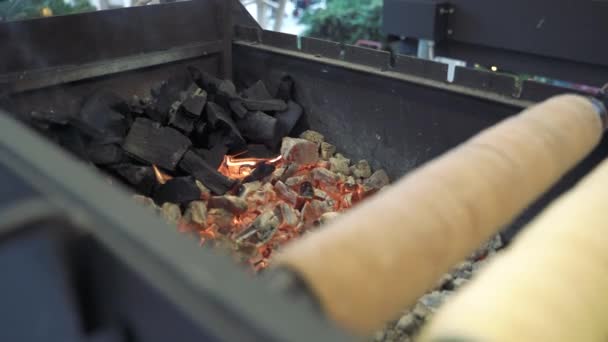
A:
[243,1,307,35]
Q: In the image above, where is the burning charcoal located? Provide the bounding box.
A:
[300,181,315,199]
[285,175,310,188]
[237,111,279,146]
[345,176,357,188]
[167,106,195,135]
[208,195,248,215]
[319,212,340,225]
[229,100,248,119]
[161,203,182,224]
[275,101,303,137]
[76,90,128,141]
[248,183,277,204]
[252,211,280,244]
[271,166,286,182]
[184,201,208,226]
[320,142,336,160]
[206,102,245,148]
[301,202,317,226]
[275,202,300,226]
[280,163,300,182]
[363,169,390,191]
[242,80,273,100]
[314,188,329,200]
[181,86,207,117]
[329,156,351,176]
[132,195,158,210]
[123,118,192,171]
[243,163,276,183]
[208,208,234,231]
[179,151,236,195]
[242,99,287,112]
[351,160,372,178]
[311,168,339,186]
[343,193,353,207]
[87,144,125,165]
[240,144,276,159]
[311,199,334,215]
[111,164,157,196]
[238,181,262,199]
[299,130,325,145]
[196,145,229,169]
[275,75,295,102]
[275,181,299,206]
[281,138,319,165]
[153,177,201,205]
[195,180,212,199]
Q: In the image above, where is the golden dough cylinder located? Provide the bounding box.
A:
[275,94,604,335]
[419,154,608,342]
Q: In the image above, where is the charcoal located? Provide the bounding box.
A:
[271,166,286,182]
[161,203,182,225]
[275,202,300,226]
[191,121,208,146]
[320,142,336,160]
[281,137,319,165]
[300,130,325,145]
[181,86,207,117]
[153,177,201,205]
[363,170,390,191]
[167,107,196,135]
[275,100,303,137]
[312,168,339,186]
[351,160,372,178]
[274,181,298,207]
[275,75,295,102]
[87,144,125,165]
[280,163,300,182]
[76,90,128,141]
[314,188,329,200]
[237,181,262,199]
[179,150,236,195]
[300,181,315,199]
[243,163,275,183]
[237,111,279,146]
[208,195,248,215]
[329,156,351,176]
[242,99,287,112]
[55,125,90,161]
[111,164,157,196]
[242,80,272,100]
[29,110,70,125]
[122,118,192,171]
[237,144,275,159]
[285,175,310,188]
[184,201,208,226]
[215,80,238,107]
[208,208,234,231]
[319,212,340,225]
[196,145,228,169]
[195,180,212,200]
[132,195,158,210]
[229,100,249,119]
[153,70,192,117]
[252,211,280,244]
[206,102,245,148]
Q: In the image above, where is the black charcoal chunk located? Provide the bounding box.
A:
[76,90,128,141]
[153,177,201,205]
[167,106,196,135]
[229,99,248,119]
[153,70,192,116]
[181,86,207,117]
[196,144,229,169]
[300,181,315,199]
[275,100,303,137]
[237,111,278,146]
[111,164,157,196]
[191,121,208,146]
[241,144,276,158]
[29,110,70,125]
[276,75,295,102]
[243,163,276,183]
[242,98,287,112]
[190,68,222,93]
[242,80,272,100]
[179,150,236,195]
[55,125,90,161]
[206,102,245,148]
[122,118,192,171]
[215,80,238,107]
[88,144,125,165]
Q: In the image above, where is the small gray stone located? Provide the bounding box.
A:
[185,201,208,226]
[299,130,325,144]
[351,160,372,178]
[329,157,351,176]
[320,142,336,160]
[161,203,182,224]
[281,137,319,165]
[396,313,417,332]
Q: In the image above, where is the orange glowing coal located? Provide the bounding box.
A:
[152,165,173,185]
[218,153,283,179]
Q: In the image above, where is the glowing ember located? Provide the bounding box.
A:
[218,153,283,179]
[152,165,173,185]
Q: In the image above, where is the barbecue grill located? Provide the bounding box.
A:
[0,1,606,341]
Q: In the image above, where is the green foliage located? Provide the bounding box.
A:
[300,0,383,44]
[0,0,95,21]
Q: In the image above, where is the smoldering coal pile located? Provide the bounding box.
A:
[21,67,390,271]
